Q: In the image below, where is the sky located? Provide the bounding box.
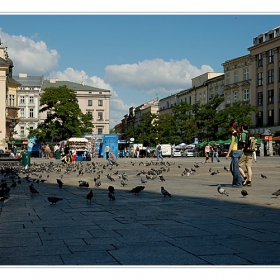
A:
[1,3,280,129]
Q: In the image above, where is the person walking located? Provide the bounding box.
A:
[239,123,254,187]
[105,144,110,159]
[211,142,220,163]
[45,144,51,159]
[204,143,211,163]
[156,143,163,161]
[225,121,243,187]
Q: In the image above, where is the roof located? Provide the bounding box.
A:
[42,80,110,92]
[0,57,9,66]
[7,76,21,86]
[13,75,44,87]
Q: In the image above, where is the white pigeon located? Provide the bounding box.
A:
[217,185,229,196]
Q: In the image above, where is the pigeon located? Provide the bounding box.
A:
[261,174,267,179]
[108,186,115,200]
[79,180,89,188]
[224,166,229,172]
[56,178,63,188]
[86,190,93,203]
[130,186,145,195]
[159,175,166,182]
[272,189,280,197]
[48,196,63,205]
[107,174,115,181]
[161,186,171,197]
[121,179,127,187]
[29,184,39,195]
[141,177,147,184]
[241,189,248,197]
[217,185,229,196]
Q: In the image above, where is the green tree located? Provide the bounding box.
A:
[28,86,94,141]
[217,101,257,139]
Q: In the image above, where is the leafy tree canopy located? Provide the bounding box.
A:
[28,86,94,142]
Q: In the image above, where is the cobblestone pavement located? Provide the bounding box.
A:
[1,155,280,266]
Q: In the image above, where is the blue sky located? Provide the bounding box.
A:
[1,11,280,128]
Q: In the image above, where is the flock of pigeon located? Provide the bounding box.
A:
[0,159,174,205]
[0,158,279,206]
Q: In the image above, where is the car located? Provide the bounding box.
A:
[218,148,228,157]
[172,149,182,157]
[181,149,196,157]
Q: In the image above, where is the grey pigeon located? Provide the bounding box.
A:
[130,186,145,195]
[241,189,248,197]
[217,185,229,196]
[108,186,115,200]
[29,184,39,195]
[161,186,171,197]
[56,178,63,188]
[261,174,267,179]
[86,190,93,203]
[272,189,280,197]
[48,196,63,205]
[79,180,89,188]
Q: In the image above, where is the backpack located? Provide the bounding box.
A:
[242,131,256,152]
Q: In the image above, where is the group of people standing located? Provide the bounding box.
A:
[204,142,220,163]
[225,121,254,187]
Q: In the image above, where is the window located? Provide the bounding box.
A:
[258,53,263,66]
[88,100,92,106]
[268,89,274,104]
[29,108,34,118]
[243,68,249,81]
[268,69,274,83]
[98,128,103,134]
[268,49,274,63]
[257,72,263,86]
[47,111,52,118]
[257,111,263,127]
[243,89,249,101]
[226,93,231,104]
[87,111,92,117]
[268,109,274,126]
[97,112,103,120]
[29,126,33,131]
[234,71,238,83]
[9,94,15,106]
[233,91,238,103]
[98,100,103,106]
[20,108,25,118]
[226,73,230,85]
[29,96,34,104]
[258,92,263,105]
[20,126,25,136]
[20,96,25,104]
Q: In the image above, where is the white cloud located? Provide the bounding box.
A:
[104,58,214,95]
[0,28,60,75]
[50,68,133,127]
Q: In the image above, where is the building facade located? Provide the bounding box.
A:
[0,42,21,150]
[13,73,44,145]
[248,26,280,135]
[41,79,111,136]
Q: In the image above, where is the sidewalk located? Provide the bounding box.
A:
[1,156,280,265]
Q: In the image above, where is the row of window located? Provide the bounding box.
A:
[19,96,35,104]
[256,109,278,127]
[88,100,103,106]
[226,68,249,85]
[257,49,276,66]
[258,90,276,105]
[225,89,249,104]
[257,69,279,85]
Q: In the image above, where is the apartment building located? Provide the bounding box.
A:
[13,73,44,145]
[248,26,280,135]
[0,42,21,150]
[222,54,252,114]
[41,79,111,136]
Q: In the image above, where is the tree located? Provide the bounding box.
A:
[28,86,94,141]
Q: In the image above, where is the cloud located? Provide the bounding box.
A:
[0,28,60,75]
[50,68,133,127]
[104,58,214,95]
